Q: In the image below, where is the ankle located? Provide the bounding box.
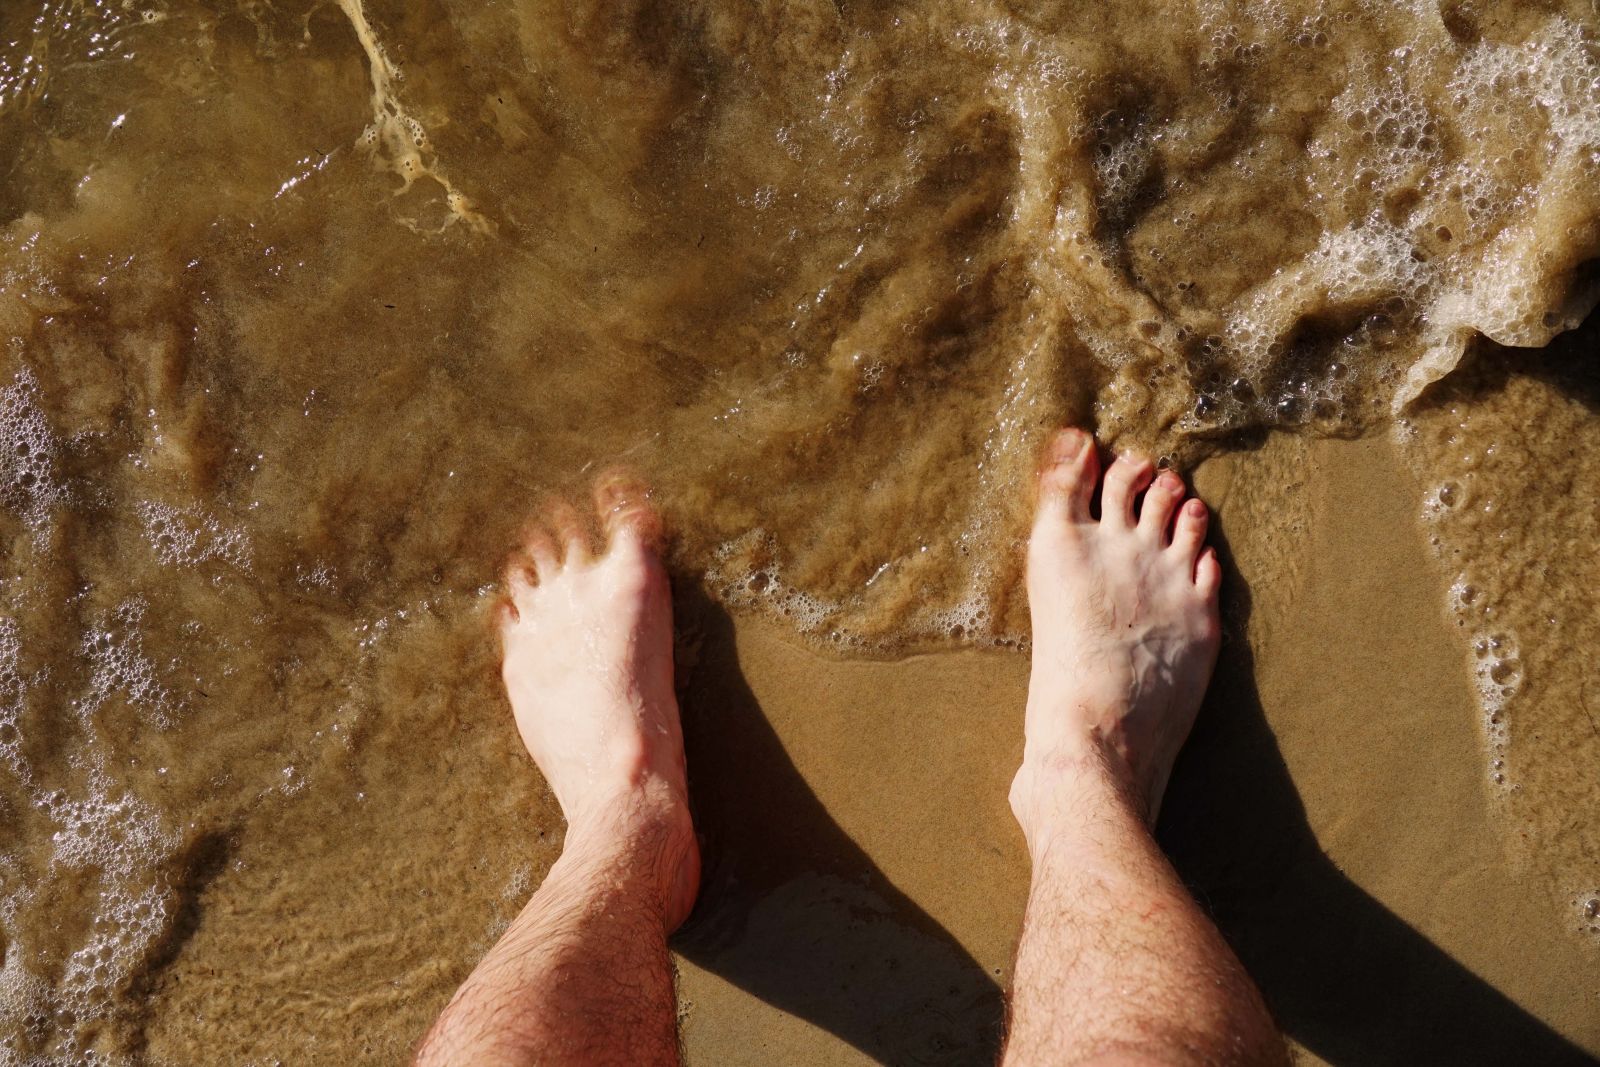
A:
[1010,738,1147,859]
[564,773,691,850]
[559,777,699,927]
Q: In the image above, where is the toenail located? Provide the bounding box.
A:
[1186,499,1206,516]
[1052,430,1086,461]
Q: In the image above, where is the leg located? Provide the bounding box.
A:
[1002,429,1286,1067]
[416,478,700,1067]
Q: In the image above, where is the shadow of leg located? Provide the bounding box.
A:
[670,582,1006,1066]
[1160,533,1598,1067]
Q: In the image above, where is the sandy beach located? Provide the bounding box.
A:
[2,1,1598,1059]
[135,427,1600,1064]
[667,431,1600,1065]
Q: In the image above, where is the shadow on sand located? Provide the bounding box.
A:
[671,582,1007,1065]
[1160,308,1600,1066]
[1160,515,1597,1067]
[667,510,1597,1065]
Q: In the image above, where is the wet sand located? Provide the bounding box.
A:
[4,1,1599,1058]
[670,430,1600,1065]
[136,430,1600,1064]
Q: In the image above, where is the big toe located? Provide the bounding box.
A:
[594,471,663,550]
[1036,428,1099,524]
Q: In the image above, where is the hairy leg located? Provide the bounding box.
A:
[416,478,699,1067]
[1002,429,1285,1067]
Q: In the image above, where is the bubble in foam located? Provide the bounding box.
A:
[135,500,252,570]
[0,617,26,776]
[0,368,65,528]
[1331,62,1441,189]
[1422,480,1467,521]
[707,530,842,636]
[1451,20,1600,168]
[79,600,178,729]
[1576,892,1600,938]
[31,767,181,1029]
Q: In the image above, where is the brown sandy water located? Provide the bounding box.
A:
[0,0,1598,1061]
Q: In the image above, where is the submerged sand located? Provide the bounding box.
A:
[139,426,1600,1065]
[0,0,1597,1061]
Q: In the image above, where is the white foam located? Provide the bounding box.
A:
[80,601,177,729]
[1331,60,1441,191]
[1213,217,1435,425]
[136,500,252,570]
[710,530,843,636]
[0,369,65,529]
[0,617,25,775]
[1451,20,1600,168]
[1435,565,1521,785]
[0,954,52,1065]
[1468,628,1520,763]
[41,772,173,877]
[1092,122,1155,223]
[27,765,180,1033]
[296,559,337,592]
[61,882,171,1004]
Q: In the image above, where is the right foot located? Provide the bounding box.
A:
[1011,428,1222,840]
[497,477,700,930]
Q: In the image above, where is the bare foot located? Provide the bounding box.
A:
[1011,428,1222,839]
[497,476,700,931]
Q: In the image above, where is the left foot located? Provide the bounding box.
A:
[497,476,700,930]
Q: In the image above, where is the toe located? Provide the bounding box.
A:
[594,471,663,550]
[517,523,560,577]
[505,559,537,601]
[1100,452,1155,528]
[503,554,538,606]
[1171,496,1209,562]
[548,500,592,563]
[1138,470,1186,541]
[1036,428,1099,524]
[1195,546,1222,596]
[492,596,519,630]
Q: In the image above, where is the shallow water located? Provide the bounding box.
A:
[1403,321,1600,941]
[0,0,1598,1059]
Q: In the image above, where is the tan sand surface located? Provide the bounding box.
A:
[3,2,1599,1059]
[666,431,1600,1065]
[134,426,1599,1065]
